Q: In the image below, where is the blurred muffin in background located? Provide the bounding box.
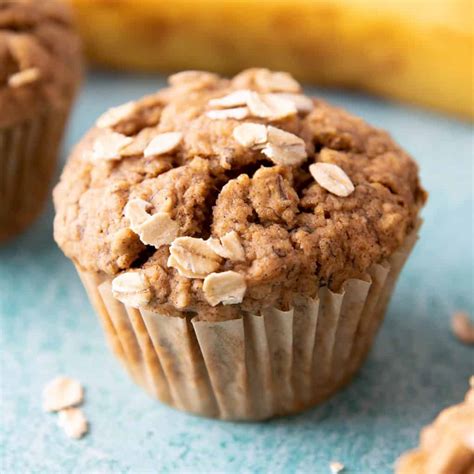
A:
[64,0,473,119]
[396,378,474,474]
[0,0,82,242]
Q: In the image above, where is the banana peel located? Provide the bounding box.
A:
[66,0,474,119]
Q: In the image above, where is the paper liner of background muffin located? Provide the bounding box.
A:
[0,108,71,242]
[75,222,420,420]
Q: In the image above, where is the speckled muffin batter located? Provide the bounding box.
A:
[54,69,426,320]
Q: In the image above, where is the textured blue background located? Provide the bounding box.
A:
[1,72,473,474]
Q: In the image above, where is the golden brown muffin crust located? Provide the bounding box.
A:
[54,69,426,317]
[0,0,82,127]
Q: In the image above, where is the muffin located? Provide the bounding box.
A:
[0,0,82,242]
[54,69,426,420]
[396,378,474,474]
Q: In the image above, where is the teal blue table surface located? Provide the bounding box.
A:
[1,72,473,474]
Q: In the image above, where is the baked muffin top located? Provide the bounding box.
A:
[54,69,426,319]
[0,0,82,127]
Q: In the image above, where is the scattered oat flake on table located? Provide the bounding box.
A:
[310,162,355,197]
[8,67,41,88]
[451,311,474,344]
[144,132,183,157]
[329,461,345,473]
[58,407,88,439]
[42,376,84,412]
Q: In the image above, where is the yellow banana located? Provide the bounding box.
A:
[66,0,473,119]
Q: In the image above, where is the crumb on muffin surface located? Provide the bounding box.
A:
[53,69,426,317]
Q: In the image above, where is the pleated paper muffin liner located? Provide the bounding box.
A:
[0,108,69,242]
[76,223,420,420]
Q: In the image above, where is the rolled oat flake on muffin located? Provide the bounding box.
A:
[203,271,247,306]
[135,212,179,248]
[91,130,133,162]
[96,101,137,128]
[262,126,307,165]
[254,69,301,93]
[271,92,314,113]
[54,68,426,420]
[309,162,355,197]
[233,123,268,148]
[168,70,219,90]
[112,272,151,308]
[207,231,245,262]
[206,107,249,120]
[144,132,183,157]
[123,198,151,228]
[168,237,222,278]
[208,89,252,108]
[8,67,41,88]
[247,91,297,120]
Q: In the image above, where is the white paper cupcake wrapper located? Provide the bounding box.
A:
[0,109,69,241]
[77,222,420,420]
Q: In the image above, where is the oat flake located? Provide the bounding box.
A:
[247,92,297,120]
[112,271,151,308]
[271,93,314,113]
[262,126,307,165]
[207,231,245,262]
[233,123,268,149]
[168,237,222,279]
[203,271,247,306]
[58,407,88,439]
[309,162,355,197]
[124,198,150,229]
[255,69,301,93]
[168,70,219,90]
[136,212,179,248]
[8,67,40,88]
[42,377,84,412]
[144,132,183,157]
[329,461,345,473]
[208,89,252,108]
[96,101,136,128]
[91,131,133,162]
[206,107,249,120]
